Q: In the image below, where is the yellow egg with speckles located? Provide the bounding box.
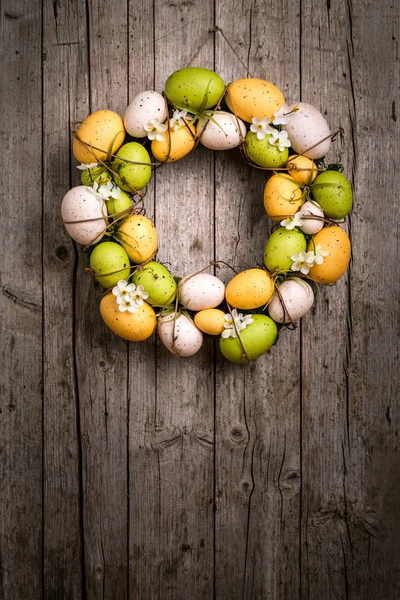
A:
[151,124,196,162]
[73,110,125,164]
[225,269,274,310]
[225,78,285,123]
[286,154,318,185]
[194,309,226,335]
[264,173,303,222]
[307,226,351,284]
[100,294,156,341]
[115,214,158,264]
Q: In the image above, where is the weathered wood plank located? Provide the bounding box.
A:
[130,4,216,598]
[214,2,301,598]
[0,2,43,598]
[42,0,86,597]
[75,2,129,598]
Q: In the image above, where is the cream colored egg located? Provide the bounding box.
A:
[124,91,168,138]
[299,200,325,235]
[158,312,203,357]
[268,278,314,323]
[282,102,331,159]
[61,185,108,245]
[197,111,247,150]
[179,273,225,311]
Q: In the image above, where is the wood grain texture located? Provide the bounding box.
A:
[0,2,43,598]
[42,0,85,597]
[214,2,302,598]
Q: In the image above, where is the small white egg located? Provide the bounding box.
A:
[197,111,247,150]
[299,200,325,234]
[158,312,203,357]
[268,278,314,323]
[179,273,225,310]
[282,102,331,159]
[61,186,107,245]
[124,91,168,138]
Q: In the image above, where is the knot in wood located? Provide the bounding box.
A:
[229,425,248,445]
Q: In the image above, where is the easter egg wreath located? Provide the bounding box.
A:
[62,67,352,364]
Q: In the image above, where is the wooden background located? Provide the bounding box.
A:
[1,0,399,598]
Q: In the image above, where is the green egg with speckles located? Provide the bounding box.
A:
[81,165,111,186]
[90,241,131,288]
[264,228,307,273]
[106,190,133,217]
[311,171,353,219]
[245,131,288,168]
[164,67,225,112]
[131,261,176,306]
[219,315,278,364]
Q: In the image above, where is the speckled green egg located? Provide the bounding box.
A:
[81,165,111,186]
[245,131,289,168]
[106,190,133,217]
[264,228,307,272]
[90,241,131,288]
[219,314,278,364]
[131,261,176,306]
[164,67,225,112]
[311,171,353,219]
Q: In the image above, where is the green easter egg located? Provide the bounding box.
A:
[106,189,133,217]
[90,241,131,288]
[245,131,288,168]
[164,67,225,112]
[81,165,111,186]
[311,171,353,219]
[219,314,278,364]
[131,261,176,306]
[264,228,307,272]
[112,142,151,192]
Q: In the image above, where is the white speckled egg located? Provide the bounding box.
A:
[179,273,225,310]
[61,185,107,245]
[282,102,331,159]
[124,91,168,138]
[268,278,314,324]
[299,200,325,234]
[197,111,247,150]
[158,312,203,357]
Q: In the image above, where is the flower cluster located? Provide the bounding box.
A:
[76,162,99,170]
[221,309,253,339]
[250,117,291,151]
[169,109,191,131]
[291,244,330,275]
[144,118,167,141]
[280,212,304,230]
[93,180,121,200]
[112,280,149,313]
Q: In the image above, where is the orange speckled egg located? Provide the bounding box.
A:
[264,173,303,222]
[151,124,196,162]
[100,294,156,341]
[307,226,351,284]
[286,155,318,185]
[115,214,158,264]
[73,110,125,164]
[194,309,226,335]
[225,268,274,310]
[225,78,285,123]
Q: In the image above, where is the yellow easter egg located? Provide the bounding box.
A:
[225,78,285,123]
[307,226,351,284]
[194,309,226,335]
[115,214,158,264]
[100,294,156,341]
[73,110,125,164]
[225,268,274,310]
[286,154,318,185]
[151,124,196,162]
[264,173,303,222]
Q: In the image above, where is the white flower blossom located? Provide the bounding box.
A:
[144,118,167,141]
[291,251,316,275]
[313,243,330,265]
[272,104,297,126]
[221,309,254,338]
[250,116,274,140]
[129,284,149,307]
[280,212,304,230]
[112,280,138,313]
[169,109,190,131]
[76,162,99,170]
[268,129,291,152]
[93,180,121,200]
